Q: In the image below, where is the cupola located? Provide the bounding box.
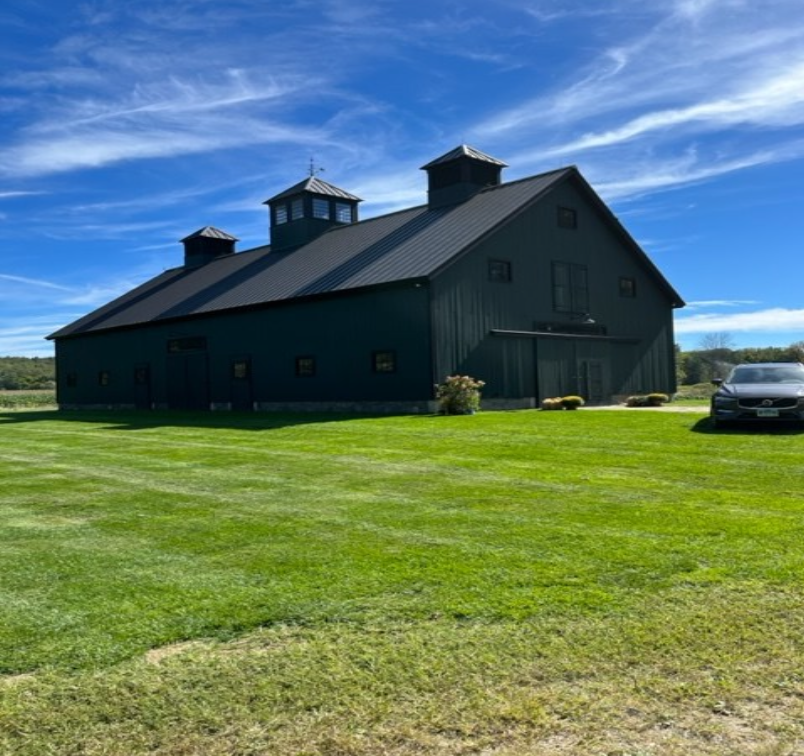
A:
[264,176,362,253]
[181,226,238,268]
[421,145,507,209]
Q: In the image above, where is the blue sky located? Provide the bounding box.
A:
[2,0,804,357]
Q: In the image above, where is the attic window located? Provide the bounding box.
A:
[275,205,288,225]
[552,261,589,314]
[488,259,512,283]
[313,198,330,219]
[291,199,304,220]
[619,277,637,298]
[557,206,577,229]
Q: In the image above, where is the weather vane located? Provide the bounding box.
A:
[308,157,325,177]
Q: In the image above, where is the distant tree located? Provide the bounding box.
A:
[0,357,55,390]
[697,332,736,351]
[790,341,804,363]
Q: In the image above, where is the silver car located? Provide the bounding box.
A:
[710,362,804,427]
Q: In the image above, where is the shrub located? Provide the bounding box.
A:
[625,393,670,407]
[541,397,564,411]
[435,375,486,415]
[561,395,585,410]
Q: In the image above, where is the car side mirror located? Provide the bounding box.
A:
[711,378,723,386]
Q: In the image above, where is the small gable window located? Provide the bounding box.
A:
[619,277,637,298]
[275,205,288,225]
[291,199,304,220]
[557,206,577,229]
[312,198,330,219]
[488,259,512,283]
[296,356,316,377]
[372,350,396,374]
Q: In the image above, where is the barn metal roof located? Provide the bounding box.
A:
[421,144,509,169]
[180,226,239,242]
[49,165,683,340]
[265,176,362,203]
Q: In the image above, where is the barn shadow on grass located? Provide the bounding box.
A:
[0,409,402,432]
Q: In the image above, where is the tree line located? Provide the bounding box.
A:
[0,356,56,390]
[677,335,804,385]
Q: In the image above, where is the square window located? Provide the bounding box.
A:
[488,259,512,282]
[232,360,250,380]
[557,206,577,229]
[619,277,637,298]
[312,198,330,220]
[296,356,316,377]
[372,350,396,373]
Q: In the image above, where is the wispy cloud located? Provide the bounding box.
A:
[685,300,761,309]
[675,307,804,334]
[0,191,45,199]
[0,273,73,291]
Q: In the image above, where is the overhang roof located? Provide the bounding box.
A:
[49,166,684,340]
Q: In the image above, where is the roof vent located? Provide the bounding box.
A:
[181,226,238,268]
[264,176,362,253]
[421,145,507,209]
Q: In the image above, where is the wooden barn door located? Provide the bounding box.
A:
[134,364,152,410]
[167,353,210,410]
[230,356,253,411]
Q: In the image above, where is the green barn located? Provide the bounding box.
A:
[48,145,684,412]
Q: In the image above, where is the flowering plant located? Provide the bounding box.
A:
[435,375,486,415]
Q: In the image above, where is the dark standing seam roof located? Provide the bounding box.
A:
[266,176,362,203]
[49,166,683,340]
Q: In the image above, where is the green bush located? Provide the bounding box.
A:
[435,375,486,415]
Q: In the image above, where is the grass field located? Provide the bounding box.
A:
[1,407,803,755]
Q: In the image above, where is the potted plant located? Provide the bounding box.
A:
[435,375,486,415]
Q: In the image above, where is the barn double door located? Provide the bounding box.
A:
[535,338,610,405]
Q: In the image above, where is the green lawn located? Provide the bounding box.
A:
[1,407,803,755]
